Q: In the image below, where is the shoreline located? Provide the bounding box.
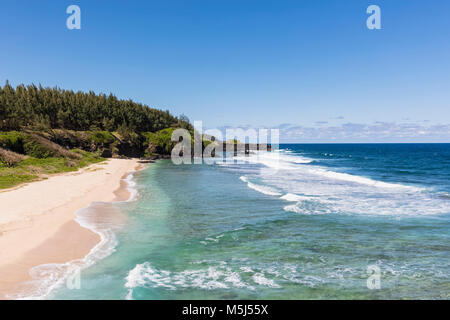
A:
[0,158,143,299]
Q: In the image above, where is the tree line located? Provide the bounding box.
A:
[0,81,191,133]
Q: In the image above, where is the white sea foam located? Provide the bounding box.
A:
[307,168,422,191]
[283,204,331,215]
[240,266,254,273]
[237,150,422,192]
[125,258,390,297]
[247,182,281,196]
[293,158,313,164]
[252,273,280,288]
[124,173,138,202]
[228,149,449,217]
[239,176,249,183]
[113,173,139,203]
[125,261,150,300]
[240,176,282,196]
[125,259,343,298]
[125,260,325,298]
[234,152,311,171]
[14,205,119,300]
[124,262,256,299]
[280,193,318,202]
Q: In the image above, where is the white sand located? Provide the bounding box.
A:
[0,158,140,299]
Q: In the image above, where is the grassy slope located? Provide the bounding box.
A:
[0,149,104,190]
[0,127,194,189]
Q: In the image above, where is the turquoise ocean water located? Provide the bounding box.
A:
[32,144,450,299]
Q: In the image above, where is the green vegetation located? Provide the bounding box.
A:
[88,131,116,145]
[143,128,212,158]
[143,128,178,156]
[0,131,25,153]
[0,82,198,189]
[0,148,104,189]
[0,82,199,189]
[0,81,191,132]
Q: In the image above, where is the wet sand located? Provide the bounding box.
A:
[0,159,142,299]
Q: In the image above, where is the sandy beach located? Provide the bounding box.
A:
[0,158,141,299]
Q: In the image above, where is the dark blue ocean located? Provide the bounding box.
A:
[42,144,450,299]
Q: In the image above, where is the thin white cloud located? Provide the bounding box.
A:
[277,122,450,143]
[208,122,450,143]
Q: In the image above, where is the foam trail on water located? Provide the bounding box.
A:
[240,176,282,196]
[124,173,138,202]
[124,259,335,297]
[308,168,423,191]
[280,193,319,202]
[252,273,280,288]
[125,261,299,298]
[230,150,447,217]
[239,150,423,191]
[125,263,149,300]
[234,151,312,171]
[14,206,118,300]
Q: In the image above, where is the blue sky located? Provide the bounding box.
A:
[1,0,449,142]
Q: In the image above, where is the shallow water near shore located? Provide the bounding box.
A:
[51,144,450,300]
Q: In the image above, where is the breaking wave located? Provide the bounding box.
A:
[239,176,282,196]
[231,150,448,217]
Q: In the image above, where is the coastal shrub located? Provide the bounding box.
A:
[117,125,143,146]
[143,128,199,156]
[0,148,27,167]
[23,136,54,158]
[50,129,86,149]
[72,149,104,166]
[0,145,104,190]
[88,131,116,145]
[0,151,103,187]
[23,134,82,159]
[144,128,176,155]
[0,131,25,153]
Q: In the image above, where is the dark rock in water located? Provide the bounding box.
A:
[138,158,155,163]
[221,142,272,153]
